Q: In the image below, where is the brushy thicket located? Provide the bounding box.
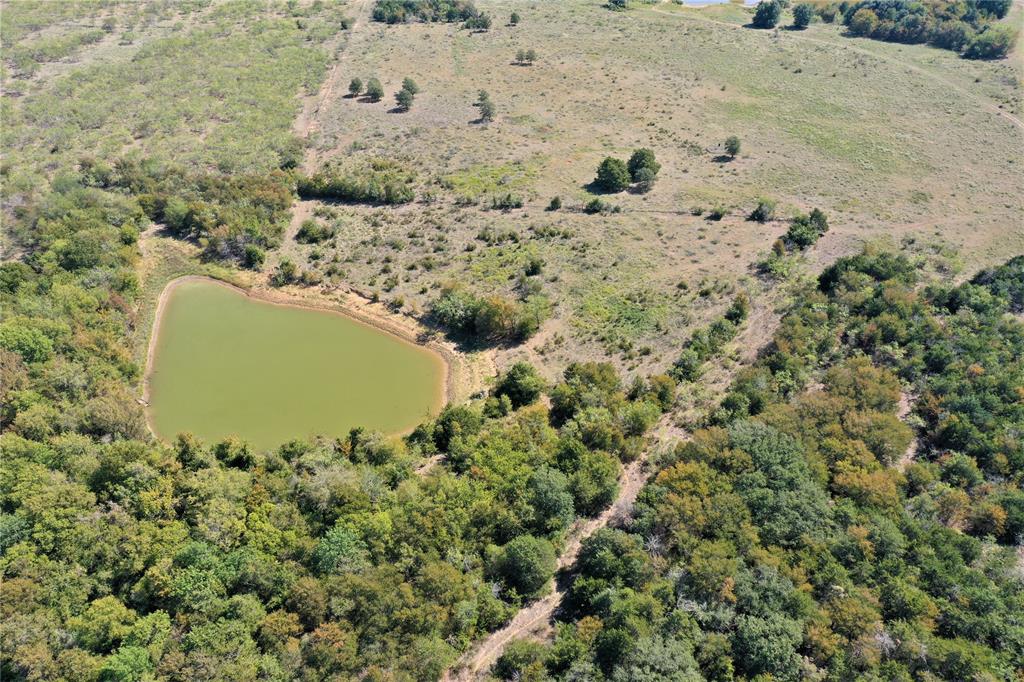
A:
[372,0,478,24]
[0,174,674,676]
[296,158,416,205]
[496,248,1024,681]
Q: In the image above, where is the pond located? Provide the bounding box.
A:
[146,278,446,451]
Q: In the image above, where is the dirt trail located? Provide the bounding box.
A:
[896,391,919,471]
[442,420,682,681]
[649,4,1024,132]
[280,0,375,255]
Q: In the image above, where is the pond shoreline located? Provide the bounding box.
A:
[143,274,482,445]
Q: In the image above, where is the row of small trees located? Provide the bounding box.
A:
[347,76,420,110]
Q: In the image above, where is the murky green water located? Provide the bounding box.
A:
[147,279,445,451]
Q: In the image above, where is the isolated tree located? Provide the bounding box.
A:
[348,77,362,97]
[401,77,419,95]
[476,90,495,122]
[595,157,631,193]
[725,135,741,158]
[395,87,414,111]
[516,48,526,64]
[525,48,537,64]
[792,3,814,29]
[510,11,520,25]
[365,77,384,102]
[627,148,660,181]
[495,362,545,408]
[752,0,782,28]
[494,535,557,597]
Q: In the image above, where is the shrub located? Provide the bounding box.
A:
[725,135,741,158]
[395,87,414,110]
[243,244,266,270]
[784,208,829,248]
[372,0,478,24]
[627,148,660,181]
[348,77,362,96]
[594,157,630,193]
[296,160,415,205]
[296,219,334,244]
[752,0,782,28]
[748,198,776,223]
[492,535,556,598]
[547,196,562,211]
[272,259,298,286]
[401,77,420,94]
[365,77,384,101]
[509,10,520,25]
[584,197,618,214]
[494,362,546,408]
[634,167,657,194]
[464,12,491,30]
[708,206,727,221]
[793,3,814,28]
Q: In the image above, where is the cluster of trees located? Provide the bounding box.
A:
[295,158,416,205]
[2,198,676,678]
[372,0,478,24]
[395,77,419,111]
[431,282,550,344]
[78,156,293,266]
[843,0,1017,58]
[594,148,660,194]
[493,247,1024,680]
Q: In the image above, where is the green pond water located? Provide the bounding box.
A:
[147,279,445,451]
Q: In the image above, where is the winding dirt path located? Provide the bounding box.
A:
[648,3,1024,132]
[442,419,682,681]
[280,0,375,255]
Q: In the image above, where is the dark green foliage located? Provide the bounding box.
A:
[748,198,776,222]
[243,244,265,270]
[627,148,660,181]
[784,207,829,248]
[509,11,520,25]
[296,160,415,204]
[464,12,492,30]
[395,86,414,110]
[752,0,782,28]
[971,255,1024,311]
[554,248,1024,681]
[547,196,562,211]
[295,219,333,244]
[348,77,362,96]
[401,76,420,94]
[372,0,478,24]
[495,362,546,408]
[476,90,495,122]
[724,135,741,158]
[842,0,1017,56]
[364,77,384,101]
[431,284,549,344]
[793,2,815,28]
[963,24,1017,59]
[594,157,631,193]
[492,535,557,597]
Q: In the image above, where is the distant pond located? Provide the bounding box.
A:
[146,278,445,451]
